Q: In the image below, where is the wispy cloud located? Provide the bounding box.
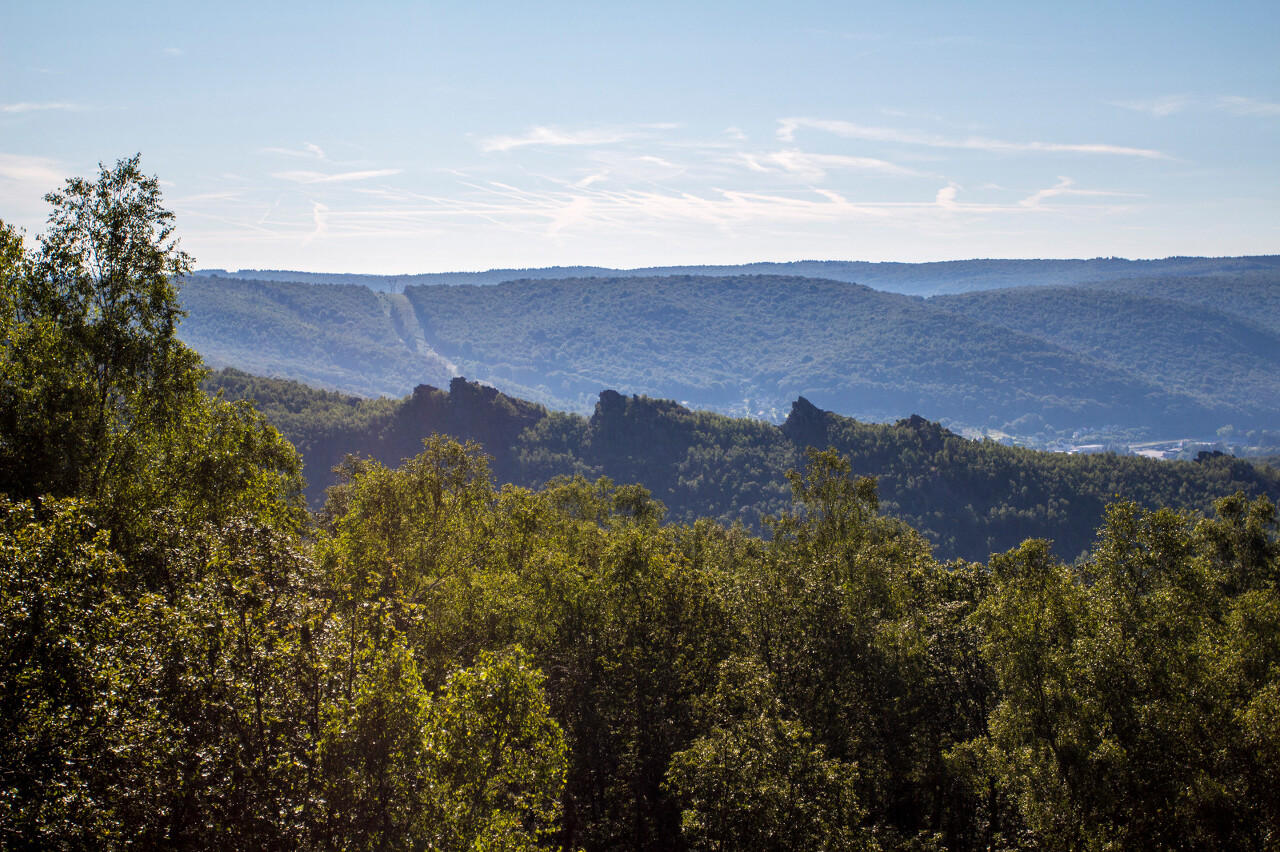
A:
[1018,176,1136,208]
[179,190,248,203]
[935,183,959,209]
[1,101,85,114]
[1217,96,1280,117]
[0,152,67,186]
[740,148,924,180]
[262,142,327,160]
[777,117,1168,159]
[303,202,329,244]
[272,168,401,184]
[186,123,1154,265]
[877,106,945,122]
[1111,94,1280,119]
[301,170,1140,244]
[162,47,183,56]
[186,168,1156,273]
[480,125,653,153]
[1109,95,1192,118]
[0,152,70,226]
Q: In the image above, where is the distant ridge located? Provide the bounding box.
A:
[205,369,1280,563]
[180,267,1280,440]
[195,255,1280,296]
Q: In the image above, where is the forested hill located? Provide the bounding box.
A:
[931,286,1280,424]
[179,274,456,397]
[199,254,1280,296]
[401,273,1224,430]
[206,369,1280,562]
[182,268,1280,440]
[1071,271,1280,334]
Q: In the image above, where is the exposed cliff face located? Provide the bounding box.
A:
[894,413,956,455]
[389,378,547,482]
[781,396,832,449]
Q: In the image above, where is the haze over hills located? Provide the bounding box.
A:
[180,275,456,397]
[931,286,1280,425]
[181,258,1280,445]
[1071,272,1280,335]
[401,273,1219,429]
[197,255,1280,296]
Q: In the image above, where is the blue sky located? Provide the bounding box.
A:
[3,1,1278,273]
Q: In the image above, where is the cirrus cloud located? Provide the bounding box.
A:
[1217,96,1280,117]
[1109,95,1193,117]
[272,168,402,184]
[480,124,674,153]
[740,148,926,180]
[777,116,1168,159]
[1,101,85,113]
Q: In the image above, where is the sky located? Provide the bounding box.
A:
[2,1,1278,273]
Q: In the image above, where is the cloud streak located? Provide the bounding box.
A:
[263,142,326,159]
[1109,95,1192,117]
[287,172,1138,243]
[480,125,662,153]
[0,152,67,186]
[1217,96,1280,117]
[1111,94,1280,119]
[1,101,85,113]
[185,168,1159,274]
[0,152,72,227]
[303,202,329,244]
[777,116,1168,159]
[273,168,402,184]
[1017,176,1137,208]
[740,148,925,180]
[935,183,958,209]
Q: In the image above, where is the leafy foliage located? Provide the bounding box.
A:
[1,156,200,502]
[210,372,1280,562]
[666,658,872,852]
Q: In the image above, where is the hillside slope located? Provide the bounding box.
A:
[403,274,1221,431]
[181,266,1280,439]
[207,370,1280,562]
[932,286,1280,425]
[180,274,455,396]
[1072,271,1280,334]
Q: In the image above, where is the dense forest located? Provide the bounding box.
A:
[181,262,1280,442]
[932,286,1280,425]
[5,158,1280,850]
[206,369,1280,563]
[179,275,455,397]
[401,274,1219,428]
